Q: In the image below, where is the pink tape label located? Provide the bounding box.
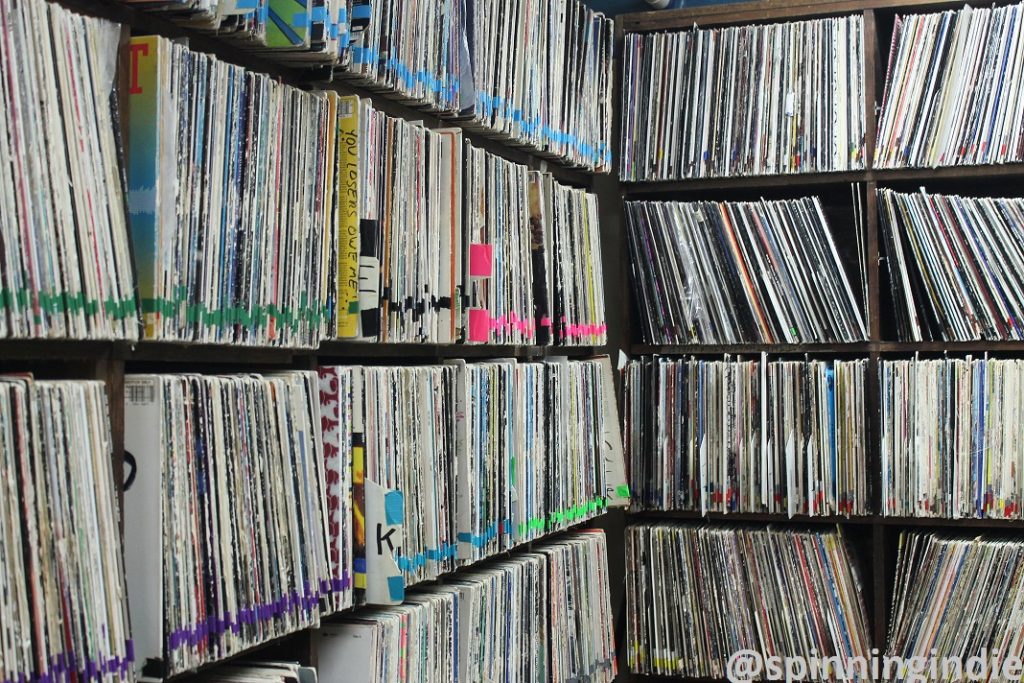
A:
[468,308,490,342]
[558,321,608,339]
[469,244,494,278]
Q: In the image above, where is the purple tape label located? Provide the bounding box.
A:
[164,588,327,653]
[6,641,134,683]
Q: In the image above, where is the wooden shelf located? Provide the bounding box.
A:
[621,164,1024,197]
[0,339,599,365]
[0,339,118,361]
[872,163,1024,185]
[633,341,1024,355]
[317,341,597,360]
[877,340,1024,353]
[881,516,1024,530]
[618,0,1024,32]
[630,510,874,525]
[632,342,871,355]
[124,341,304,366]
[620,170,869,196]
[630,510,1024,530]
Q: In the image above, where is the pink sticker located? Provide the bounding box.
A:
[468,308,490,343]
[469,244,494,278]
[540,316,552,328]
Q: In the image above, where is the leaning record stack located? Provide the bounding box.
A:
[126,36,335,348]
[0,0,137,340]
[626,523,871,678]
[625,197,868,344]
[122,371,331,678]
[620,14,866,180]
[0,377,133,683]
[624,356,869,517]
